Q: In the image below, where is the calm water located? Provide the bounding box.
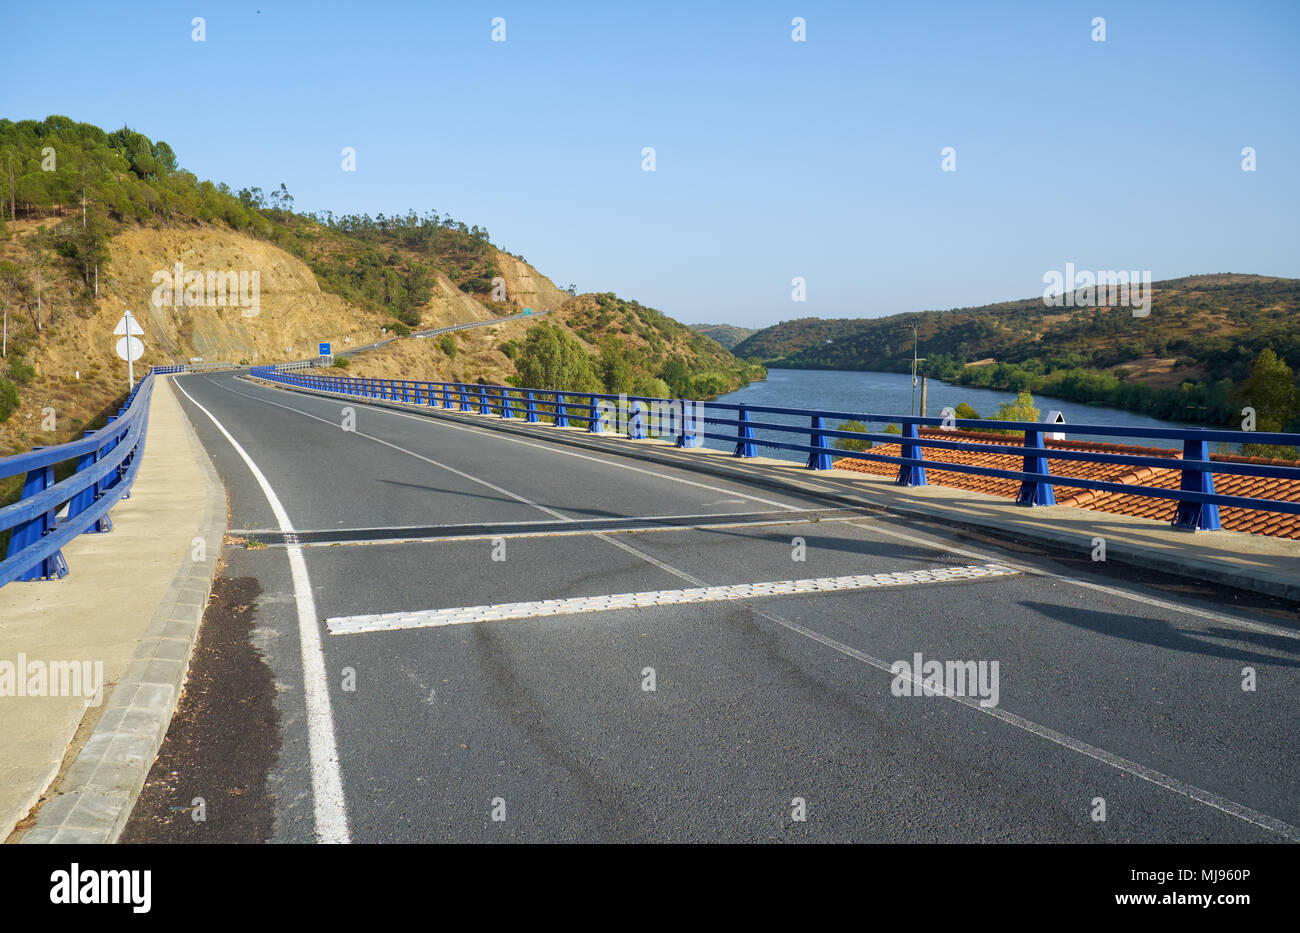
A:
[702,368,1199,462]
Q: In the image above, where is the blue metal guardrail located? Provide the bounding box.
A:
[0,369,160,586]
[248,367,1300,533]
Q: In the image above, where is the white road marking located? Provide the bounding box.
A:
[746,600,1300,843]
[852,521,1300,642]
[172,377,351,844]
[325,564,1018,634]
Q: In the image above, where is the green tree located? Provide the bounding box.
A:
[439,334,457,359]
[598,336,633,394]
[513,322,599,391]
[1237,348,1298,432]
[993,390,1039,427]
[954,402,981,420]
[659,358,691,397]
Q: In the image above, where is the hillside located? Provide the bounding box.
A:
[688,323,755,351]
[344,292,766,399]
[0,116,761,456]
[733,274,1300,428]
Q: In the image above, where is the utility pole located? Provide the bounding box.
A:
[909,323,927,417]
[920,373,928,418]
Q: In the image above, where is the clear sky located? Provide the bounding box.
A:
[6,0,1298,328]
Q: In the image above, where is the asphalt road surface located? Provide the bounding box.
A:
[127,370,1300,843]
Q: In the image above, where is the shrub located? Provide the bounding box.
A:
[630,376,671,399]
[8,357,35,385]
[0,378,18,423]
[439,334,458,358]
[332,356,350,368]
[391,321,411,337]
[832,420,872,451]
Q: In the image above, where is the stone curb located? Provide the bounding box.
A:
[252,376,1300,607]
[19,379,228,844]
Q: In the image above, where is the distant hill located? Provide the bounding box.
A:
[732,274,1300,428]
[688,323,755,351]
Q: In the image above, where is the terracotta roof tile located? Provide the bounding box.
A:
[836,431,1300,540]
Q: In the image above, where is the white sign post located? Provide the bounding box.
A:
[114,309,145,389]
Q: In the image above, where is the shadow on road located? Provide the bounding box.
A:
[1020,601,1300,667]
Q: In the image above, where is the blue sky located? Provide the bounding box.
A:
[6,0,1298,327]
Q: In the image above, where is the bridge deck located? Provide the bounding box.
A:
[132,370,1298,843]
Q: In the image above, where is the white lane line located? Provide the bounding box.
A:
[851,521,1300,642]
[228,507,832,537]
[240,376,798,510]
[745,600,1300,843]
[172,376,350,844]
[325,564,1018,634]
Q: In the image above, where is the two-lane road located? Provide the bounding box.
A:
[127,370,1300,843]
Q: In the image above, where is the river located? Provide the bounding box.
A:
[703,368,1201,461]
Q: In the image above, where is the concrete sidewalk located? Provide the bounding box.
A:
[0,377,226,842]
[259,377,1300,605]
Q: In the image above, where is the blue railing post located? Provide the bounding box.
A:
[735,404,756,457]
[478,386,490,414]
[459,385,471,411]
[554,393,569,427]
[895,421,927,486]
[628,400,646,439]
[526,391,539,423]
[677,400,703,448]
[6,452,70,581]
[66,431,112,533]
[1172,432,1222,531]
[502,389,515,419]
[99,415,123,493]
[806,414,832,470]
[1015,428,1056,506]
[589,395,605,434]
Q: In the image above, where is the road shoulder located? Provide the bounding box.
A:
[3,376,228,843]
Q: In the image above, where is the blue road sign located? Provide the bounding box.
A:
[319,342,331,356]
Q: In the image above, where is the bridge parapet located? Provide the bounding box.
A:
[247,367,1300,535]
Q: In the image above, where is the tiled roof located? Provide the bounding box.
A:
[835,429,1300,540]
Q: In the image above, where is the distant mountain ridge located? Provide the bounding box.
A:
[688,323,756,351]
[731,274,1300,429]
